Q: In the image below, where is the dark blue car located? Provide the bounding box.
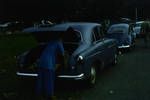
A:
[16,22,118,85]
[106,23,136,49]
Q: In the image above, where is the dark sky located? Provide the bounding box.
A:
[1,0,150,21]
[2,0,68,21]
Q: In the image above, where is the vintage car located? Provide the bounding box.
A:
[16,22,118,85]
[106,23,136,49]
[0,21,24,32]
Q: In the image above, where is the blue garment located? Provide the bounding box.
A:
[36,40,64,97]
[38,40,64,70]
[36,68,55,97]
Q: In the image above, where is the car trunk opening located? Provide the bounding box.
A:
[19,30,81,74]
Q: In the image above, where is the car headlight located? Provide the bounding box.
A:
[77,56,83,60]
[77,56,83,64]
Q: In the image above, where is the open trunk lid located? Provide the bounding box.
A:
[18,29,81,74]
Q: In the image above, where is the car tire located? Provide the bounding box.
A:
[87,65,97,86]
[112,53,118,65]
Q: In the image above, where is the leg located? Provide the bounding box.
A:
[43,69,55,99]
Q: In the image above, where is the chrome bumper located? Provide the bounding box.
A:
[57,73,84,80]
[16,72,38,77]
[118,45,130,49]
[16,72,84,80]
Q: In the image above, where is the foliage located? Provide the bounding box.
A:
[0,34,37,99]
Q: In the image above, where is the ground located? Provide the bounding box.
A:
[0,34,150,100]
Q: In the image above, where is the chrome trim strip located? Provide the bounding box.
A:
[118,45,130,48]
[16,72,84,79]
[16,72,38,77]
[57,73,84,79]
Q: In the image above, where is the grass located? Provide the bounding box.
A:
[0,34,37,100]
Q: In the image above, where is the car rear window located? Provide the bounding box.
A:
[108,26,125,34]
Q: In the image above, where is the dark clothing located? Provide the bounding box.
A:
[141,21,150,47]
[36,68,55,97]
[36,40,64,98]
[37,41,64,70]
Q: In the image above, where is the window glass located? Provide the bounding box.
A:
[92,32,96,42]
[93,27,101,41]
[129,25,134,35]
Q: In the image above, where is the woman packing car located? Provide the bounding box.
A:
[36,34,65,100]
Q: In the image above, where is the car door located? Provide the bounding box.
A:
[97,26,114,64]
[129,25,135,44]
[128,25,132,45]
[91,26,107,66]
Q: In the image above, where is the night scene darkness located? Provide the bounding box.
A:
[1,0,150,100]
[1,0,150,22]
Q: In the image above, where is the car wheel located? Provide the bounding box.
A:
[88,66,96,85]
[112,53,118,65]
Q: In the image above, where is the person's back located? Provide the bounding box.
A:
[38,40,64,70]
[141,21,149,33]
[141,20,150,47]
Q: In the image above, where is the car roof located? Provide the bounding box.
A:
[23,22,101,43]
[110,23,129,28]
[107,23,130,34]
[136,21,144,24]
[23,22,101,33]
[49,22,100,30]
